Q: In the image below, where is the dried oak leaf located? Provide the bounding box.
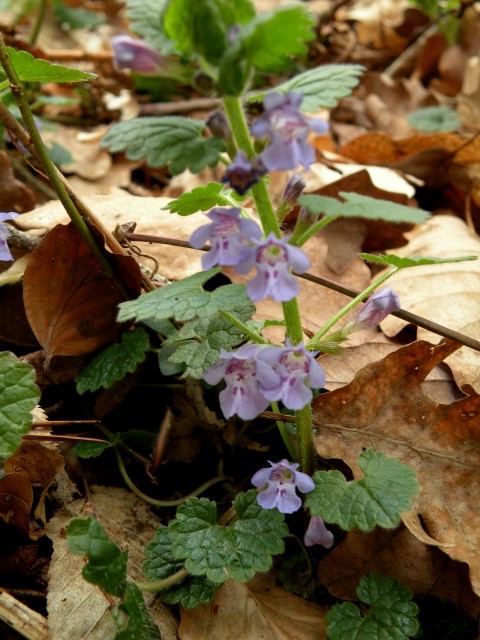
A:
[23,222,141,362]
[312,339,480,595]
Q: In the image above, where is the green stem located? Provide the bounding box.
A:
[29,0,48,45]
[114,448,229,507]
[136,568,188,592]
[219,309,269,344]
[222,95,314,474]
[292,215,338,247]
[0,36,115,278]
[307,267,399,346]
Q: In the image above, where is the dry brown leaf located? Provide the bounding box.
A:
[14,189,206,280]
[320,336,463,404]
[46,486,178,640]
[23,222,141,361]
[179,573,328,640]
[317,527,480,619]
[312,339,480,595]
[0,151,35,213]
[378,215,480,391]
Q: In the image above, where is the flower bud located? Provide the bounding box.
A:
[350,287,401,331]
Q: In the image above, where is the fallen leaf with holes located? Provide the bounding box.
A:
[317,527,480,619]
[312,339,480,596]
[46,485,178,640]
[23,222,141,363]
[179,573,328,640]
[377,215,480,391]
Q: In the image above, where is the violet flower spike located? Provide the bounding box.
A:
[257,340,325,410]
[304,516,334,548]
[0,212,19,261]
[348,287,401,332]
[251,92,329,172]
[252,459,315,514]
[203,344,280,421]
[222,151,266,196]
[235,233,310,302]
[189,207,262,270]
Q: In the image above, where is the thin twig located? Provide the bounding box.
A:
[124,232,480,354]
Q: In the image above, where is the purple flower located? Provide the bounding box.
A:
[0,212,18,261]
[111,35,164,73]
[235,233,310,302]
[281,173,306,206]
[252,459,315,514]
[222,152,266,195]
[251,92,329,172]
[203,344,280,420]
[257,340,325,410]
[189,207,262,270]
[304,516,334,548]
[349,288,401,332]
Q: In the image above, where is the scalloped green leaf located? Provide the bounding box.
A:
[326,573,419,640]
[75,327,150,395]
[67,517,127,597]
[113,583,161,640]
[0,351,40,459]
[168,490,288,584]
[101,117,225,175]
[6,47,96,83]
[243,6,316,72]
[299,193,430,224]
[305,449,417,532]
[252,64,365,111]
[71,441,112,459]
[164,182,239,216]
[358,252,478,268]
[117,268,241,326]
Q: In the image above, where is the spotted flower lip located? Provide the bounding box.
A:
[251,459,315,514]
[189,207,262,269]
[235,233,310,302]
[203,344,280,420]
[304,516,334,548]
[257,340,325,410]
[0,212,19,261]
[251,91,329,172]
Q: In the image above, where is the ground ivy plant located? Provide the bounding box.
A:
[0,1,476,638]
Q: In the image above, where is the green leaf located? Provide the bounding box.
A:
[117,268,223,324]
[163,0,228,65]
[244,6,316,72]
[67,517,127,597]
[101,116,224,175]
[168,490,288,583]
[5,47,96,83]
[326,573,419,640]
[359,253,478,268]
[47,141,73,166]
[299,193,430,224]
[305,449,417,532]
[126,0,172,51]
[52,1,105,29]
[75,328,150,395]
[164,182,236,215]
[407,105,459,132]
[0,351,40,459]
[72,441,112,458]
[113,584,161,640]
[252,64,365,111]
[162,575,219,608]
[163,284,255,377]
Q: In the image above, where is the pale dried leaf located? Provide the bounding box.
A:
[179,573,328,640]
